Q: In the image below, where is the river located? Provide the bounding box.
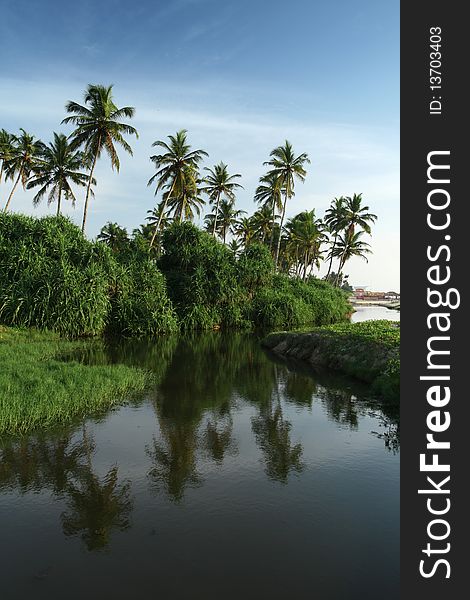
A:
[0,329,399,599]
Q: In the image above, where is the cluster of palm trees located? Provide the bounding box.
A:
[0,83,377,284]
[1,84,137,231]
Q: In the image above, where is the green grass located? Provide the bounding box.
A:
[0,326,153,435]
[263,320,400,401]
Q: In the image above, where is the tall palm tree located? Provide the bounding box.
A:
[2,129,45,212]
[334,193,376,285]
[26,133,91,216]
[264,141,310,269]
[251,204,276,244]
[254,172,283,251]
[329,230,371,285]
[205,198,245,244]
[148,129,208,248]
[284,210,325,279]
[324,197,348,278]
[166,163,205,223]
[343,193,377,238]
[97,222,129,253]
[201,162,243,236]
[62,84,138,233]
[233,216,256,248]
[145,200,172,253]
[0,129,14,187]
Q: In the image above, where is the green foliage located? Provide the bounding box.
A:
[0,213,176,337]
[236,242,274,295]
[0,213,112,337]
[160,222,242,329]
[251,274,351,329]
[107,257,178,337]
[0,327,153,435]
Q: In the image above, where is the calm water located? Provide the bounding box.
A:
[0,332,399,599]
[352,304,400,322]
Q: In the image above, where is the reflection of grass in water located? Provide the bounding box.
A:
[0,327,153,435]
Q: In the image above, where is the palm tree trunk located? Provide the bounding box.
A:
[212,191,221,237]
[82,147,99,234]
[274,192,288,270]
[326,233,338,278]
[3,169,22,213]
[0,162,3,187]
[57,184,62,217]
[150,179,175,249]
[269,202,276,252]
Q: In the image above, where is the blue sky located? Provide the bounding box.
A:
[0,0,399,290]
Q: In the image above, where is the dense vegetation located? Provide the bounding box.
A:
[0,214,351,336]
[263,320,400,401]
[1,84,377,288]
[0,326,153,435]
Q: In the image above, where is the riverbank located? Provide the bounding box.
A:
[0,327,153,435]
[262,320,399,401]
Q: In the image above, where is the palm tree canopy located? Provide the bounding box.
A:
[328,230,372,263]
[201,162,243,204]
[343,193,377,235]
[0,129,15,165]
[254,171,283,213]
[26,132,92,208]
[148,129,208,195]
[62,84,138,171]
[3,129,45,186]
[97,222,129,252]
[324,197,348,233]
[263,140,310,197]
[165,163,205,222]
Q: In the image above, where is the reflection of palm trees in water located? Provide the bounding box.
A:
[203,413,235,463]
[251,399,303,483]
[61,423,133,551]
[0,424,133,552]
[147,417,202,503]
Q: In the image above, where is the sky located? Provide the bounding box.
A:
[0,0,400,291]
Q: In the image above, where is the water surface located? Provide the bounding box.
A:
[0,333,399,599]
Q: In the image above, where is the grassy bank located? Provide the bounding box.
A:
[0,327,153,435]
[262,320,399,401]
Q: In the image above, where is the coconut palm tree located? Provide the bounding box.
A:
[328,230,372,285]
[205,198,245,243]
[0,129,14,187]
[148,130,208,248]
[201,162,243,236]
[254,172,283,251]
[251,204,276,244]
[97,222,129,253]
[62,84,138,233]
[144,200,172,254]
[26,133,91,216]
[284,210,325,279]
[333,193,376,285]
[264,141,310,269]
[324,197,348,278]
[233,216,256,248]
[165,163,205,223]
[2,129,45,212]
[343,193,377,238]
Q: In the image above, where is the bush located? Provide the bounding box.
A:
[251,274,350,328]
[0,214,112,337]
[160,222,243,330]
[0,214,176,337]
[107,258,178,337]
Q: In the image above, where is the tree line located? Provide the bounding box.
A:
[0,83,377,286]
